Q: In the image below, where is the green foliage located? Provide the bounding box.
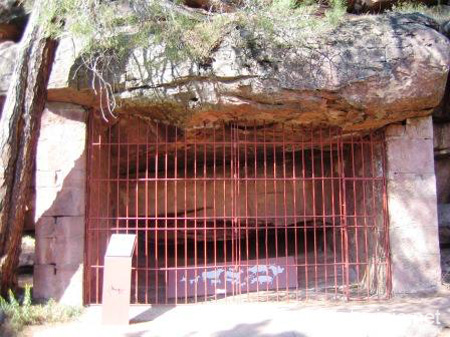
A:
[183,15,237,60]
[390,2,450,23]
[237,0,345,50]
[34,0,347,63]
[326,0,347,25]
[0,285,83,333]
[29,0,348,117]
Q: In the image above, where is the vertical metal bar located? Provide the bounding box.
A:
[134,136,139,303]
[235,123,240,299]
[369,132,379,299]
[273,127,279,301]
[106,123,112,275]
[237,123,241,301]
[184,129,188,304]
[126,129,130,235]
[244,124,250,300]
[340,133,350,300]
[235,124,240,300]
[213,125,217,302]
[329,128,338,298]
[145,124,149,304]
[194,128,198,303]
[310,129,318,293]
[203,124,208,302]
[263,123,269,301]
[336,129,344,297]
[95,122,102,304]
[230,124,233,300]
[337,130,344,299]
[319,129,328,297]
[164,124,169,304]
[350,134,360,295]
[232,123,237,300]
[174,126,178,304]
[292,125,299,301]
[359,134,370,299]
[154,122,159,304]
[85,114,94,304]
[254,121,259,300]
[223,122,228,300]
[282,125,289,300]
[116,123,121,237]
[381,133,392,298]
[301,132,308,300]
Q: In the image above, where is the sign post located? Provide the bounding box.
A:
[102,234,136,325]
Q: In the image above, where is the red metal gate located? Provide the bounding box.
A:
[85,116,391,304]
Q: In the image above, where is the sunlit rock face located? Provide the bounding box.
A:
[2,12,450,130]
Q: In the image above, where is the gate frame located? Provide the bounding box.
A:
[83,116,392,305]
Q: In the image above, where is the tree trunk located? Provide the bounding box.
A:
[0,2,57,295]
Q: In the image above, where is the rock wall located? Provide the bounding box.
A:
[2,13,450,131]
[386,116,441,294]
[433,121,450,286]
[33,103,87,305]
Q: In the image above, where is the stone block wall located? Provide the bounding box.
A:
[33,102,86,305]
[386,116,442,294]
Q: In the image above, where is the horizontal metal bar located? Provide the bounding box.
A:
[88,214,379,220]
[91,140,384,147]
[90,177,385,182]
[88,226,380,232]
[89,261,389,270]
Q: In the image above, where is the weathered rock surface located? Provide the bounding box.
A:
[0,40,17,95]
[3,12,450,130]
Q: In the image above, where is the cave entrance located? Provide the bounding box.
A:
[85,115,391,304]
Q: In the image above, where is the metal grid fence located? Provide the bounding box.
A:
[84,117,391,304]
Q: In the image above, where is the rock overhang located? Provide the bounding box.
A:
[1,12,450,131]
